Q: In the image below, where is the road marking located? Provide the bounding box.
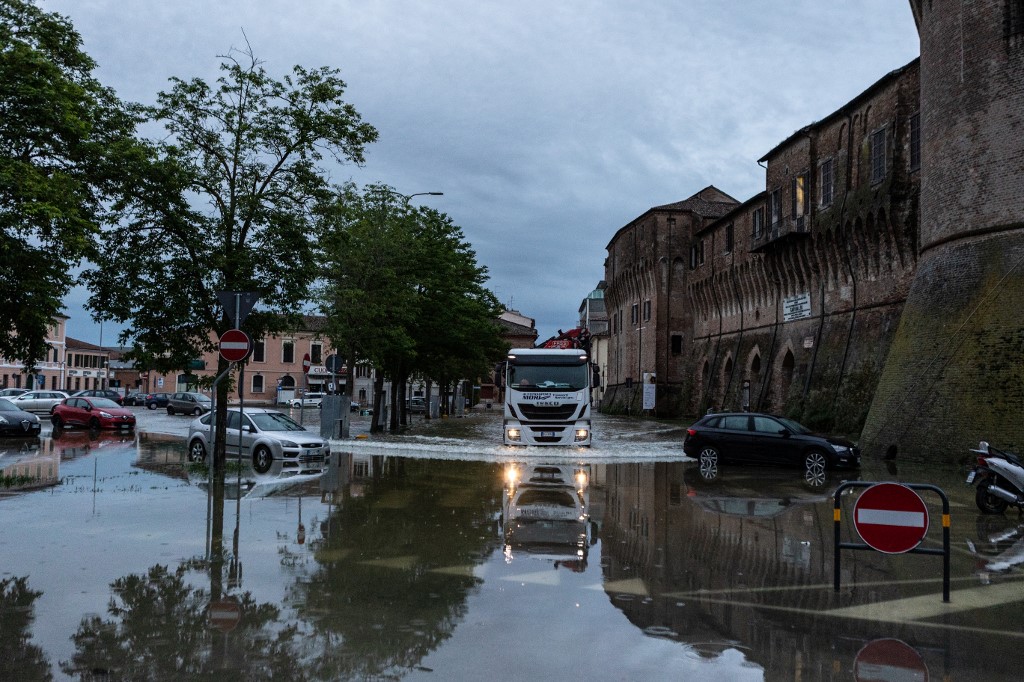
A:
[826,580,1024,621]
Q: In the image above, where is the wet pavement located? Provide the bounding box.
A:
[1,408,1022,680]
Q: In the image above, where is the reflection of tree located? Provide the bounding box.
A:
[297,459,502,679]
[60,562,306,680]
[0,577,52,681]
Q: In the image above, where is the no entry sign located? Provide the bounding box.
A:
[302,352,311,374]
[208,598,242,633]
[853,483,929,554]
[854,638,928,682]
[219,329,252,362]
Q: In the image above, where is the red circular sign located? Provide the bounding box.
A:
[302,352,311,374]
[219,329,252,362]
[854,638,928,682]
[853,483,929,554]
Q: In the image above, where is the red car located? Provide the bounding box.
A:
[51,397,136,431]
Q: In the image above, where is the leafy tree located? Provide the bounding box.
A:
[0,576,52,680]
[83,45,377,460]
[317,184,503,431]
[0,0,147,367]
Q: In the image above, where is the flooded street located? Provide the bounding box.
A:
[2,408,1023,680]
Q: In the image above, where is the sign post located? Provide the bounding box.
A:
[834,481,950,601]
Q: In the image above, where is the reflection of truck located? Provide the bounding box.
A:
[501,348,595,446]
[501,463,591,569]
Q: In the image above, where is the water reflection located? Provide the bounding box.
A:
[3,435,1022,680]
[0,437,55,491]
[501,463,593,571]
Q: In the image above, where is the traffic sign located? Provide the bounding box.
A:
[302,352,311,374]
[854,638,928,682]
[853,483,929,554]
[325,354,342,373]
[208,598,242,633]
[219,329,252,362]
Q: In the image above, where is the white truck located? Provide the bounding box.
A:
[501,347,594,446]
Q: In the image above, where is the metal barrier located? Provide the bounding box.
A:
[833,481,951,602]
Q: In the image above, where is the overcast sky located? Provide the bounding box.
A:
[49,0,920,345]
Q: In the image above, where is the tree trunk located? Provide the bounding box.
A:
[371,371,386,433]
[424,378,433,420]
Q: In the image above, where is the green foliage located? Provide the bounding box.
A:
[0,576,51,680]
[784,360,880,438]
[83,44,378,375]
[0,0,148,367]
[317,183,504,424]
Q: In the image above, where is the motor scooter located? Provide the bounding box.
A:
[966,441,1024,514]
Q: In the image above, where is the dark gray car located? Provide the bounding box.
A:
[166,392,212,416]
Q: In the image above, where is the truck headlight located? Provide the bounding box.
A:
[574,429,589,442]
[506,428,521,442]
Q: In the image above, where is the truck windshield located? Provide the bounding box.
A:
[508,364,588,391]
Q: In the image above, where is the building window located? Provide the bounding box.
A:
[311,343,323,364]
[357,364,371,379]
[752,207,765,238]
[252,374,264,393]
[253,340,265,363]
[820,159,834,207]
[671,335,682,355]
[699,239,705,265]
[689,244,698,269]
[909,112,921,171]
[870,127,887,184]
[282,340,294,363]
[643,299,651,321]
[724,223,734,254]
[631,303,639,325]
[769,189,781,225]
[791,172,808,217]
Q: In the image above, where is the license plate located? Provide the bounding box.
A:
[966,470,976,484]
[539,431,556,438]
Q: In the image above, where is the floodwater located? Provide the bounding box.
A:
[1,409,1022,680]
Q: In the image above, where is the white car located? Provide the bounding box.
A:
[186,407,329,475]
[10,390,69,414]
[289,392,325,409]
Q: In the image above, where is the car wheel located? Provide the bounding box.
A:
[51,415,63,429]
[167,406,174,415]
[188,439,207,463]
[804,450,828,474]
[147,402,156,410]
[88,417,100,431]
[253,446,273,474]
[698,447,719,478]
[976,483,1009,514]
[192,407,202,416]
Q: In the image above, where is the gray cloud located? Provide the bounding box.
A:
[48,0,919,343]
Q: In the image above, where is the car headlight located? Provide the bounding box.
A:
[99,411,114,419]
[0,415,8,424]
[831,444,850,453]
[280,440,298,448]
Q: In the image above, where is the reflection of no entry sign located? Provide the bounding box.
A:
[854,483,929,554]
[208,598,242,633]
[219,329,252,362]
[854,638,928,682]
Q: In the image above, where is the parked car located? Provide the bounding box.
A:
[682,412,860,477]
[122,392,145,406]
[0,388,28,398]
[0,398,42,437]
[186,407,329,475]
[166,392,212,416]
[143,392,171,410]
[289,392,325,409]
[51,396,136,431]
[71,389,124,406]
[9,390,69,414]
[406,397,427,414]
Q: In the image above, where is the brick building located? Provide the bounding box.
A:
[603,59,922,431]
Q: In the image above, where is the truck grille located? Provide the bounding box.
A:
[517,404,578,421]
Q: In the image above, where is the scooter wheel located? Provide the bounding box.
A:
[976,483,1009,514]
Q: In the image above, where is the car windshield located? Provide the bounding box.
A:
[91,398,121,409]
[0,399,16,410]
[249,412,305,432]
[777,416,812,434]
[508,363,588,391]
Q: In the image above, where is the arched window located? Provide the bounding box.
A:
[280,375,296,388]
[751,353,762,375]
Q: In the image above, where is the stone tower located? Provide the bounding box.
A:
[861,1,1024,459]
